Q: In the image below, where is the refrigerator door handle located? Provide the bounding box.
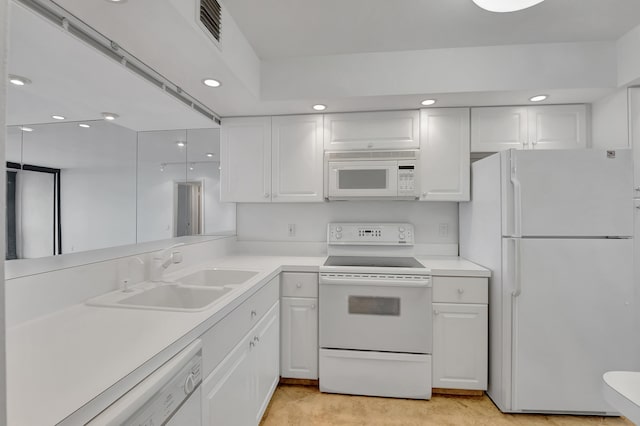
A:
[510,160,522,237]
[512,238,522,297]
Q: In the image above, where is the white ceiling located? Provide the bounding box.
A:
[7,2,218,131]
[223,0,640,59]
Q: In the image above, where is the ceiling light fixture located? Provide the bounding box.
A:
[529,94,548,102]
[421,99,436,106]
[78,123,91,128]
[312,104,327,111]
[160,163,166,172]
[472,0,545,13]
[206,152,214,158]
[19,126,33,132]
[104,0,127,3]
[52,115,65,120]
[176,141,186,148]
[9,75,31,86]
[102,112,119,121]
[203,78,221,88]
[189,163,195,171]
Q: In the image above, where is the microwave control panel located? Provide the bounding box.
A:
[398,165,415,195]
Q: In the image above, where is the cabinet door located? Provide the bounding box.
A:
[281,297,318,380]
[528,105,588,149]
[432,303,487,390]
[271,115,324,202]
[220,116,272,202]
[324,110,420,151]
[419,108,470,201]
[471,107,528,152]
[202,334,254,426]
[254,302,280,424]
[629,88,640,193]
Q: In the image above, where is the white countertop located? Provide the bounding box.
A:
[603,371,640,424]
[7,254,489,425]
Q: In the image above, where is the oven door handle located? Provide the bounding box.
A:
[320,276,431,288]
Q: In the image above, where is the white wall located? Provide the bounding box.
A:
[262,42,617,101]
[62,166,136,253]
[0,0,8,421]
[17,170,54,258]
[237,201,458,247]
[591,88,629,149]
[618,23,640,86]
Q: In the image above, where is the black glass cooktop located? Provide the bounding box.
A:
[323,256,425,268]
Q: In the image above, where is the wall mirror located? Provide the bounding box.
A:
[5,1,235,260]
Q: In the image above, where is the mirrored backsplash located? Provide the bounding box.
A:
[6,122,235,260]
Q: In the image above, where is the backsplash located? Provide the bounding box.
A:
[236,201,458,244]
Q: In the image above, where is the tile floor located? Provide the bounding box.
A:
[260,385,633,426]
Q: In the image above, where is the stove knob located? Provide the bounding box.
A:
[336,233,342,240]
[336,226,342,232]
[399,233,405,240]
[399,226,405,233]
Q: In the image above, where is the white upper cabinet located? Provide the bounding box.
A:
[471,106,528,152]
[271,115,324,202]
[419,108,470,201]
[471,105,588,152]
[220,117,272,202]
[324,110,420,151]
[528,105,588,150]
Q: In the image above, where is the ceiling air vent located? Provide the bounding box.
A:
[200,0,222,43]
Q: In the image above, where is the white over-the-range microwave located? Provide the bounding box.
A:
[324,150,420,200]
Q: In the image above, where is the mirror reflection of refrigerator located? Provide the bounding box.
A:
[460,149,640,414]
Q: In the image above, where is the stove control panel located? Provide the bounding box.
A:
[328,223,414,245]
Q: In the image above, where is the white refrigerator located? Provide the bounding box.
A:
[460,149,640,415]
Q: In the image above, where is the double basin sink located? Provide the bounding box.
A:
[88,269,259,312]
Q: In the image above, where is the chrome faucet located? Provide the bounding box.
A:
[150,243,184,282]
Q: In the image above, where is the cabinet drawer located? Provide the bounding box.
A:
[281,272,318,298]
[432,276,488,304]
[201,275,279,377]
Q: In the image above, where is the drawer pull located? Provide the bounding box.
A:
[296,283,302,288]
[254,336,260,343]
[457,288,465,294]
[434,310,440,316]
[311,304,316,309]
[250,341,255,348]
[251,310,257,318]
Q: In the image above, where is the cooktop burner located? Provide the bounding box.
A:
[323,256,425,269]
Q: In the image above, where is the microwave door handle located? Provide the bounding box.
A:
[320,276,430,287]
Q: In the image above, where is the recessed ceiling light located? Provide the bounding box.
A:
[52,115,65,120]
[203,78,221,88]
[313,104,327,111]
[206,152,214,158]
[421,99,436,106]
[189,163,195,171]
[102,112,119,121]
[529,95,548,102]
[78,123,91,128]
[19,126,33,132]
[472,0,545,13]
[176,141,186,148]
[160,163,166,172]
[9,75,31,86]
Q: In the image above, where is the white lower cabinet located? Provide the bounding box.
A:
[280,272,319,380]
[432,303,488,390]
[202,301,280,426]
[432,276,488,391]
[281,297,318,379]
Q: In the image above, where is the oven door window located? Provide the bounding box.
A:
[348,295,400,316]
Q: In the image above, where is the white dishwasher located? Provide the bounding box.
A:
[88,340,203,426]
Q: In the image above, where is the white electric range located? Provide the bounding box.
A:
[318,223,433,400]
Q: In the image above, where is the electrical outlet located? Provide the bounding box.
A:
[288,224,296,237]
[438,223,449,237]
